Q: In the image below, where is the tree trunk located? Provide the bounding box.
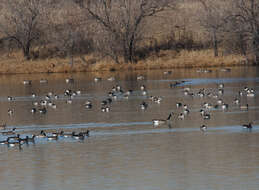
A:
[212,29,218,57]
[23,44,31,60]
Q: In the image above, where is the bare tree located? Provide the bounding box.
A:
[228,0,259,63]
[0,0,50,59]
[198,0,228,57]
[74,0,175,63]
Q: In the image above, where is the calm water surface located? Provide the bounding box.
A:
[0,66,259,190]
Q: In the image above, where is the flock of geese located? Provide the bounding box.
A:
[152,77,255,131]
[0,68,256,149]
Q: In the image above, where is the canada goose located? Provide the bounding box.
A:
[2,128,16,135]
[152,113,173,126]
[72,132,85,140]
[234,98,240,104]
[200,125,207,132]
[242,122,253,129]
[0,137,10,145]
[8,134,20,141]
[8,141,23,147]
[39,108,47,114]
[35,130,47,138]
[218,83,224,89]
[7,96,14,101]
[178,113,185,120]
[62,131,75,138]
[140,102,148,110]
[47,135,58,140]
[8,109,14,115]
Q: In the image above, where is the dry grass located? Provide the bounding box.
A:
[0,49,248,74]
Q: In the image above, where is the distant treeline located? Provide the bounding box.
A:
[0,0,258,64]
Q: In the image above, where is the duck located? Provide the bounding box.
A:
[242,122,253,129]
[0,123,6,130]
[152,112,173,126]
[200,125,207,132]
[1,128,16,135]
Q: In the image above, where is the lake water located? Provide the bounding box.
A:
[0,66,259,190]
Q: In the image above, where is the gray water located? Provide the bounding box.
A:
[0,66,259,190]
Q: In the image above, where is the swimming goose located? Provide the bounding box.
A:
[35,130,47,138]
[8,134,20,141]
[47,135,58,140]
[152,113,173,126]
[242,122,252,129]
[140,102,148,110]
[0,137,10,145]
[39,108,47,114]
[8,141,23,147]
[8,109,14,115]
[2,128,16,135]
[62,131,75,138]
[7,96,15,101]
[200,125,207,132]
[72,132,85,140]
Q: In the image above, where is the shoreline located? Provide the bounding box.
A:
[0,50,250,74]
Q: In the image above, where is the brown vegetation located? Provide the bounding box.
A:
[0,0,257,74]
